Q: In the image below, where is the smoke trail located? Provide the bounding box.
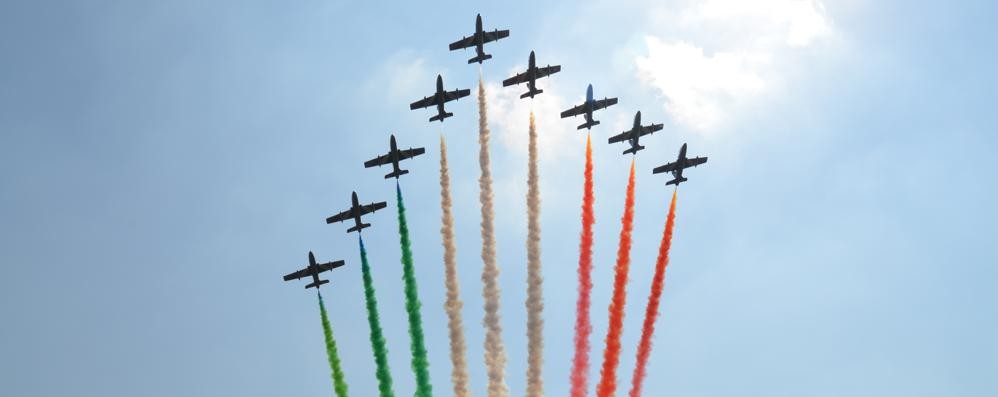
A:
[595,159,637,397]
[318,292,350,397]
[525,111,544,397]
[478,78,509,397]
[570,134,596,397]
[359,236,396,397]
[628,190,678,397]
[439,135,471,397]
[395,183,433,397]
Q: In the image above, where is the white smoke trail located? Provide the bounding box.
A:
[525,111,544,397]
[439,134,471,397]
[478,78,509,397]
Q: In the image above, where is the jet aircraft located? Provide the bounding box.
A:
[410,74,471,123]
[449,14,509,64]
[652,143,708,186]
[607,111,663,155]
[326,191,387,233]
[364,134,425,179]
[282,251,345,289]
[502,50,561,99]
[560,84,618,130]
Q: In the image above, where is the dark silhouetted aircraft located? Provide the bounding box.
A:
[653,143,708,186]
[326,191,387,233]
[283,251,345,289]
[503,50,561,99]
[560,84,618,130]
[449,14,509,64]
[410,74,471,122]
[608,111,663,155]
[364,134,425,179]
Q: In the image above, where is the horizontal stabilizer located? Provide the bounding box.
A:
[521,89,543,99]
[385,169,409,179]
[347,223,370,233]
[578,120,600,130]
[429,112,454,122]
[623,145,645,155]
[666,176,688,186]
[306,279,330,289]
[468,53,493,64]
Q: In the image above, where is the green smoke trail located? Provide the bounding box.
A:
[359,236,396,397]
[318,292,350,397]
[395,182,433,397]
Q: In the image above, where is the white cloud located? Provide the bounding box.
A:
[637,0,834,131]
[636,38,767,131]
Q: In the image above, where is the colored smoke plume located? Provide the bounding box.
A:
[395,183,433,397]
[318,292,350,397]
[595,159,637,397]
[570,134,596,397]
[628,190,678,397]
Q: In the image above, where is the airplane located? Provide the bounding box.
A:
[560,84,618,130]
[608,111,663,155]
[326,191,387,233]
[410,74,471,123]
[502,50,561,99]
[652,143,708,186]
[282,251,345,289]
[449,14,510,64]
[364,134,426,179]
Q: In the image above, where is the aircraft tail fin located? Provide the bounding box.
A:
[347,223,371,233]
[468,54,493,64]
[429,112,454,122]
[521,89,543,99]
[623,145,645,155]
[305,279,330,289]
[578,120,600,130]
[666,176,687,186]
[385,169,409,179]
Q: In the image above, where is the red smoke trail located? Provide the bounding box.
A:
[570,134,596,397]
[628,189,678,397]
[595,159,637,397]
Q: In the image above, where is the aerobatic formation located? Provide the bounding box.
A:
[280,12,708,397]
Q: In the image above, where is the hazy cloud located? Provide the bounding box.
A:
[637,0,834,131]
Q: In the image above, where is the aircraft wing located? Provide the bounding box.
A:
[317,260,346,273]
[535,65,561,79]
[410,96,439,110]
[591,97,618,111]
[398,147,425,161]
[607,131,632,144]
[444,89,471,102]
[640,124,664,136]
[652,161,679,174]
[283,267,313,281]
[685,156,708,167]
[364,153,393,168]
[560,103,587,118]
[360,201,387,215]
[449,36,476,50]
[325,209,353,224]
[502,71,530,87]
[482,30,510,43]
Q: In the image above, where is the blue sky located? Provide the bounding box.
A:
[1,1,996,396]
